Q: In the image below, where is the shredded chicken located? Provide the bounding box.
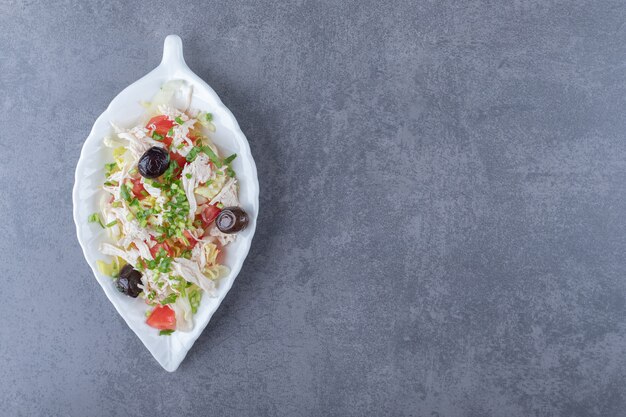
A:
[171,258,217,296]
[207,224,236,246]
[141,179,161,198]
[209,178,239,207]
[100,243,140,266]
[117,126,165,160]
[181,153,212,220]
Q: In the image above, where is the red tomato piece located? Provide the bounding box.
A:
[146,305,176,330]
[150,241,173,258]
[201,204,221,227]
[183,230,198,249]
[146,115,174,137]
[169,150,187,169]
[130,177,147,200]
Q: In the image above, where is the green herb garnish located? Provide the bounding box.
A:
[201,146,222,167]
[105,162,118,177]
[120,183,131,201]
[160,293,178,305]
[167,127,174,136]
[189,287,202,314]
[152,132,164,141]
[159,329,175,336]
[186,146,201,162]
[223,153,237,164]
[88,213,104,228]
[105,220,117,228]
[175,116,184,125]
[185,145,222,166]
[162,162,178,182]
[205,112,213,121]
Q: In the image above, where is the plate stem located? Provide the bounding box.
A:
[161,35,187,70]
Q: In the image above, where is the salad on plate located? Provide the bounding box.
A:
[89,80,250,336]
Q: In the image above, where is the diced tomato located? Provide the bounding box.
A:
[146,305,176,330]
[169,150,187,169]
[130,177,147,200]
[146,115,174,137]
[201,204,221,227]
[183,230,198,249]
[188,132,200,144]
[150,241,173,258]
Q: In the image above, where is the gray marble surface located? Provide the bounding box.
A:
[2,1,626,416]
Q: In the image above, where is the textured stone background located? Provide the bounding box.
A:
[2,0,626,416]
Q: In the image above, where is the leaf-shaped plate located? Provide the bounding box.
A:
[72,35,259,371]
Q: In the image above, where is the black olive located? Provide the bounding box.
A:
[216,207,249,234]
[116,264,143,298]
[138,147,170,178]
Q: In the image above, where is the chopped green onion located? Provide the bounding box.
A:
[120,183,131,201]
[105,220,117,228]
[159,329,175,336]
[186,145,223,167]
[162,161,178,182]
[160,293,178,305]
[226,167,236,177]
[185,173,192,179]
[205,112,213,121]
[186,146,200,162]
[167,127,174,136]
[152,132,164,141]
[175,116,184,125]
[201,146,222,167]
[105,162,118,177]
[88,213,104,228]
[223,153,237,164]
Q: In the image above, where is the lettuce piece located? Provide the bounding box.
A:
[96,257,126,278]
[188,286,202,314]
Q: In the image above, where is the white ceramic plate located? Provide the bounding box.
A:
[72,35,259,372]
